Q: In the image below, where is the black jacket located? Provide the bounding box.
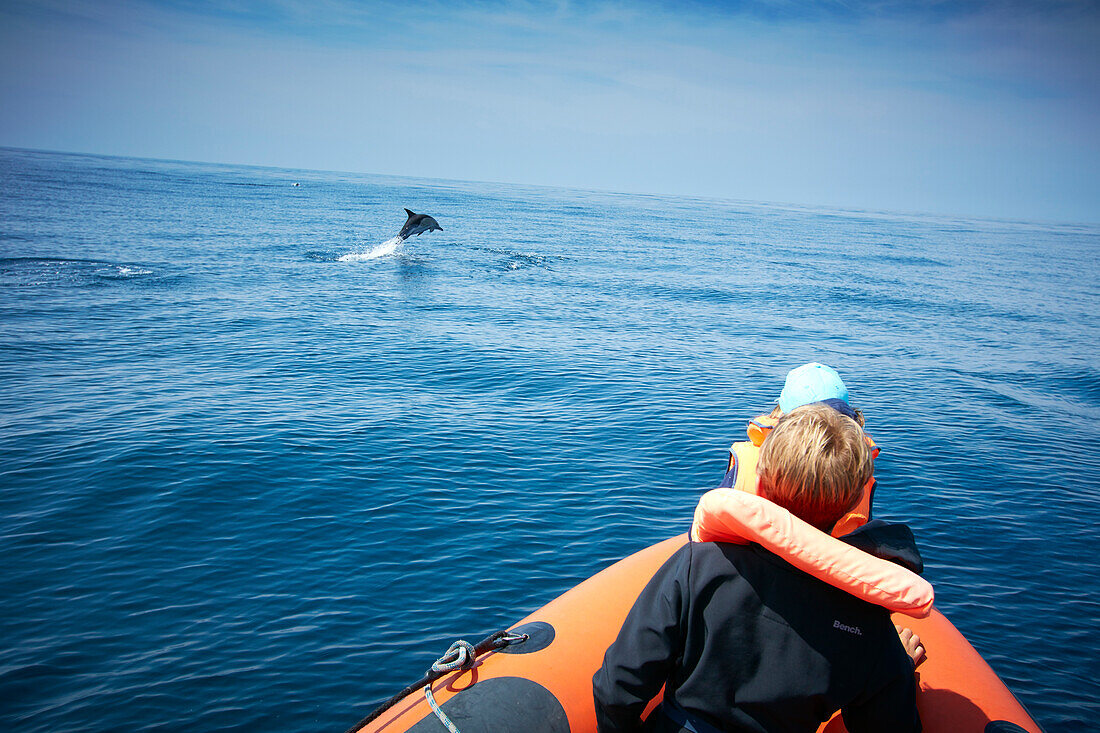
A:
[592,527,922,733]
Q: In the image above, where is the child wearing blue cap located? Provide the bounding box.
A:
[776,362,858,417]
[718,363,878,537]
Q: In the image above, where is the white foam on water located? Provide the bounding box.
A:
[338,236,404,262]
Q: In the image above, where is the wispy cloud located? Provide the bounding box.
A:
[1,0,1097,220]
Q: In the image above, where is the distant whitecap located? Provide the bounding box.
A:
[116,266,153,277]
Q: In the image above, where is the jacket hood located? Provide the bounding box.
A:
[840,519,924,574]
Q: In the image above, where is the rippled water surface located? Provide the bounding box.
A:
[1,148,1098,732]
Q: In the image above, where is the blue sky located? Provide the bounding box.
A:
[1,0,1097,222]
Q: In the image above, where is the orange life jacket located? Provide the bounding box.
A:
[727,413,879,538]
[691,489,932,617]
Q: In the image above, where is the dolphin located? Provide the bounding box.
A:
[397,209,442,239]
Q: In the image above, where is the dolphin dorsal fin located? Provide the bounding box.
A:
[404,208,416,218]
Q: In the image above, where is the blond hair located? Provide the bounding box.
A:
[757,403,873,531]
[768,402,865,427]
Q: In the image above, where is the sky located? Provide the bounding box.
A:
[1,0,1098,223]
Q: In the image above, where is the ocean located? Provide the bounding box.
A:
[1,147,1097,731]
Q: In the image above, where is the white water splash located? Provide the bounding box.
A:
[116,266,153,277]
[338,236,404,262]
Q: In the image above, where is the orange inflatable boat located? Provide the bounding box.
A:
[349,534,1042,733]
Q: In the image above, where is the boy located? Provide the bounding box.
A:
[593,404,923,733]
[719,363,877,538]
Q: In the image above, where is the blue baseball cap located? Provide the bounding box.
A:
[777,363,850,413]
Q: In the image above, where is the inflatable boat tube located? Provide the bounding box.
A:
[351,535,1042,733]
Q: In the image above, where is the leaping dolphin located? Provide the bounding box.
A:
[397,209,442,239]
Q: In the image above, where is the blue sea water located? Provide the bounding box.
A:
[0,146,1097,732]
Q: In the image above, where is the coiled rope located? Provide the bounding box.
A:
[343,630,529,733]
[430,639,477,674]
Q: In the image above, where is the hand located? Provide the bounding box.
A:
[895,625,926,669]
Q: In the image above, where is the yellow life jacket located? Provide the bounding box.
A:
[727,413,878,539]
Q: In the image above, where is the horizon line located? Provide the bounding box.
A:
[4,143,1096,229]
